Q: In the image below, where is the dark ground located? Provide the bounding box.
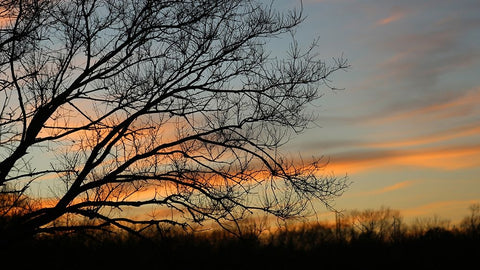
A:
[3,230,479,270]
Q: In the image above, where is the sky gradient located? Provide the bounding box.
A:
[3,0,479,227]
[274,0,480,223]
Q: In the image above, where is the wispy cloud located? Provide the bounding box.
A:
[326,143,480,174]
[402,199,480,222]
[368,87,480,125]
[350,180,417,197]
[375,8,408,26]
[365,125,480,149]
[350,1,480,121]
[371,180,415,194]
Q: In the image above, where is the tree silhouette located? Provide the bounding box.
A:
[347,206,403,241]
[0,0,348,240]
[461,203,480,235]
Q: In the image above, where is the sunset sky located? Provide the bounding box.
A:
[3,0,479,229]
[274,0,480,223]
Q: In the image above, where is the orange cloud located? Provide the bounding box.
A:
[402,199,480,222]
[0,6,15,27]
[342,180,417,200]
[326,143,480,174]
[0,17,9,27]
[369,180,415,195]
[376,11,406,26]
[395,144,480,170]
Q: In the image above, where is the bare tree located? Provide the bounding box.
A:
[348,206,403,241]
[0,0,349,241]
[460,203,480,235]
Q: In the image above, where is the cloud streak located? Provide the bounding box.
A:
[368,87,480,126]
[325,143,480,174]
[349,180,417,197]
[375,7,408,26]
[370,180,415,194]
[402,199,480,222]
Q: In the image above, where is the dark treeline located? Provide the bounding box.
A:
[2,205,480,269]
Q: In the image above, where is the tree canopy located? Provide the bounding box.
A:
[0,0,349,240]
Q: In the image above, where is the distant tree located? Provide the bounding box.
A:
[348,206,403,241]
[0,0,349,241]
[410,214,451,238]
[460,203,480,235]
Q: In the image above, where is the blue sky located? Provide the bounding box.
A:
[275,0,480,223]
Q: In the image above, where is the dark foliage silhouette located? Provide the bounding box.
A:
[0,0,349,241]
[2,206,479,270]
